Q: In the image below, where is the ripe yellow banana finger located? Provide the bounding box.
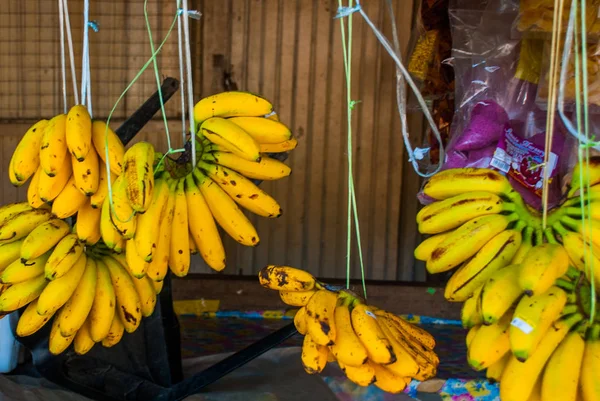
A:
[350,302,396,365]
[553,222,600,289]
[57,257,97,337]
[227,116,292,144]
[71,148,100,196]
[415,230,453,263]
[467,310,512,370]
[193,91,274,125]
[541,330,585,401]
[15,299,54,337]
[461,284,484,328]
[338,361,376,387]
[123,141,155,212]
[101,310,125,348]
[444,228,523,302]
[0,275,47,312]
[90,163,117,208]
[423,168,515,200]
[0,251,51,284]
[0,239,26,273]
[147,183,175,280]
[108,174,137,239]
[258,265,316,291]
[300,333,328,374]
[134,177,169,262]
[480,263,523,325]
[92,120,125,175]
[329,293,368,367]
[76,200,102,244]
[88,259,116,342]
[38,155,72,203]
[37,252,87,316]
[304,288,337,346]
[100,196,124,250]
[568,157,600,197]
[259,138,298,153]
[74,319,95,355]
[103,256,142,333]
[169,179,190,276]
[518,242,570,296]
[51,174,89,218]
[8,157,26,187]
[294,307,308,335]
[279,289,316,307]
[21,219,70,261]
[10,119,48,183]
[426,213,519,274]
[580,324,600,401]
[417,191,514,234]
[0,208,53,244]
[204,151,291,181]
[197,161,282,218]
[48,316,75,355]
[511,226,534,264]
[370,362,411,393]
[199,117,261,162]
[39,113,68,177]
[184,174,226,272]
[27,167,45,208]
[373,309,436,350]
[66,104,93,161]
[45,233,85,280]
[0,202,34,225]
[485,351,511,383]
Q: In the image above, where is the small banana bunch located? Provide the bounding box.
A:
[258,265,439,394]
[0,201,162,355]
[9,105,125,224]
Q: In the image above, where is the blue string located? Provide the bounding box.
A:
[334,3,362,19]
[88,20,99,32]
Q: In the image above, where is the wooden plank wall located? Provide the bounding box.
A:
[0,0,427,282]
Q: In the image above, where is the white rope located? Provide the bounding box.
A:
[58,0,67,113]
[177,1,188,145]
[81,0,90,107]
[62,0,79,105]
[180,0,197,166]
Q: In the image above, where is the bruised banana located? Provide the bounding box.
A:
[426,213,519,274]
[416,191,514,234]
[305,288,337,346]
[123,141,155,212]
[301,333,328,374]
[351,302,396,365]
[414,230,453,262]
[279,289,316,307]
[258,265,316,291]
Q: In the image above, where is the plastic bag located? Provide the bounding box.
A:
[515,0,600,37]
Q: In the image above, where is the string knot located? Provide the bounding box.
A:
[87,20,99,32]
[334,3,362,19]
[409,147,429,162]
[178,8,202,19]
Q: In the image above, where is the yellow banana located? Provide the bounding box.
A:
[37,252,87,316]
[374,316,423,378]
[124,261,157,317]
[426,213,519,273]
[15,299,54,337]
[91,120,125,175]
[415,231,453,263]
[329,293,368,367]
[103,255,142,333]
[90,163,117,208]
[57,257,97,337]
[203,151,291,180]
[553,222,600,288]
[350,301,396,365]
[279,289,316,307]
[39,113,68,177]
[259,138,298,153]
[194,169,259,247]
[198,161,282,218]
[227,116,292,144]
[466,325,480,347]
[374,310,436,350]
[184,174,226,271]
[423,167,515,200]
[370,362,410,393]
[188,230,197,254]
[199,117,261,162]
[44,233,84,280]
[467,310,512,370]
[66,104,93,161]
[512,226,534,264]
[486,351,511,383]
[147,182,175,280]
[125,239,149,278]
[541,330,585,401]
[518,243,570,296]
[0,239,25,272]
[152,279,164,294]
[10,119,48,182]
[480,263,523,325]
[580,324,600,401]
[71,148,100,196]
[300,333,328,374]
[20,218,70,261]
[304,288,337,346]
[108,174,137,238]
[73,319,95,355]
[294,306,308,335]
[133,176,169,261]
[169,179,190,276]
[417,191,514,234]
[38,155,72,202]
[500,312,583,401]
[8,157,26,187]
[0,275,47,312]
[48,316,75,355]
[101,310,125,348]
[568,157,600,197]
[338,361,376,386]
[193,91,274,125]
[76,200,102,244]
[88,259,116,342]
[50,174,88,218]
[509,286,568,361]
[123,141,155,212]
[27,167,44,208]
[0,203,33,225]
[100,196,124,250]
[444,228,523,302]
[461,284,483,328]
[0,208,52,244]
[0,251,51,284]
[258,265,316,291]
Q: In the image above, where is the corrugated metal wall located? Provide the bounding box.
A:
[0,0,427,282]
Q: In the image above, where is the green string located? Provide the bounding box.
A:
[103,3,182,224]
[338,0,367,299]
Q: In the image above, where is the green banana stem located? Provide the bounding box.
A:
[534,228,544,246]
[508,193,543,229]
[574,320,590,335]
[588,323,600,340]
[552,221,572,238]
[513,220,527,232]
[561,215,582,232]
[561,311,585,329]
[544,227,559,244]
[566,290,578,304]
[566,266,583,281]
[562,304,580,316]
[556,278,576,292]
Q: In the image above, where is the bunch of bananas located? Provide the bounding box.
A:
[96,90,297,278]
[414,165,600,401]
[258,265,439,394]
[0,201,162,354]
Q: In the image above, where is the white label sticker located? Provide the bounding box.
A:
[511,317,534,334]
[365,310,377,319]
